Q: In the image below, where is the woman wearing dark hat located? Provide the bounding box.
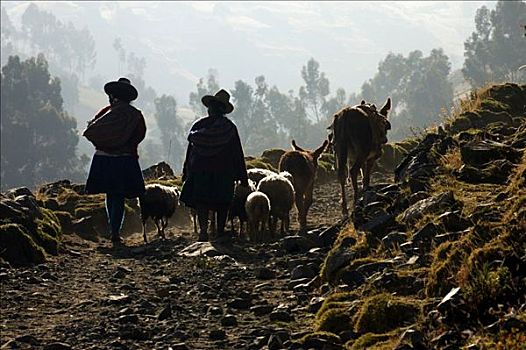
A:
[83,77,147,244]
[180,89,248,242]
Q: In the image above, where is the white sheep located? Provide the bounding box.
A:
[139,184,180,243]
[228,179,256,236]
[245,191,271,243]
[257,173,295,236]
[247,168,277,186]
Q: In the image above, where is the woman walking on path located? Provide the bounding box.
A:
[180,89,248,242]
[83,77,147,244]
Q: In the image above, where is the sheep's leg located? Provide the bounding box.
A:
[161,217,168,240]
[155,218,163,238]
[142,218,148,243]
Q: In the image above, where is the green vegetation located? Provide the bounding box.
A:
[346,331,399,350]
[353,293,421,334]
[0,223,46,266]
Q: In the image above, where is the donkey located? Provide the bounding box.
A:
[328,98,392,217]
[279,139,328,232]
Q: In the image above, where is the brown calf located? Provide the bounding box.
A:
[279,139,328,232]
[328,98,392,217]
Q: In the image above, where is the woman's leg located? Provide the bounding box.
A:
[216,206,229,237]
[107,193,126,241]
[197,207,209,242]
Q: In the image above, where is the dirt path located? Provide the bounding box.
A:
[1,182,346,349]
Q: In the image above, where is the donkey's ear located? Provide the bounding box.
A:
[291,140,306,152]
[380,97,391,117]
[361,100,366,105]
[313,139,329,160]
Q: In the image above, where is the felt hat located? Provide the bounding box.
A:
[104,77,138,101]
[201,89,234,114]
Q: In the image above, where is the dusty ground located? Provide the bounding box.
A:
[0,180,351,350]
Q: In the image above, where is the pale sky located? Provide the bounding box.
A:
[3,1,496,103]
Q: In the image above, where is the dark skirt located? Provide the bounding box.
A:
[85,154,145,198]
[180,171,234,210]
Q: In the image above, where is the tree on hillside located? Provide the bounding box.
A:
[361,49,453,141]
[230,79,254,146]
[322,87,347,118]
[1,55,85,190]
[300,58,330,123]
[20,3,97,77]
[189,69,220,118]
[154,94,184,168]
[463,0,526,87]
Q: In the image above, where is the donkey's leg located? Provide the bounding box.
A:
[350,156,367,206]
[295,191,305,231]
[301,183,314,231]
[363,158,375,189]
[337,153,349,217]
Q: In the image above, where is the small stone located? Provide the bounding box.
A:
[113,270,127,279]
[282,235,316,253]
[207,305,223,316]
[254,267,276,280]
[209,329,226,340]
[15,335,39,345]
[220,314,237,327]
[170,343,190,350]
[291,265,316,280]
[118,314,139,324]
[288,278,311,289]
[308,297,325,313]
[106,294,131,305]
[43,343,72,350]
[227,298,252,309]
[269,310,294,322]
[250,305,274,316]
[157,304,172,321]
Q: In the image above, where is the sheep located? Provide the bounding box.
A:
[247,168,277,186]
[139,184,180,243]
[228,179,256,236]
[279,140,328,232]
[257,173,295,236]
[245,191,271,243]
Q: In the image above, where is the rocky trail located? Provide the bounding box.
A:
[1,182,348,350]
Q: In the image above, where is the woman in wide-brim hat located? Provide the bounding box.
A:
[83,77,146,244]
[180,89,248,242]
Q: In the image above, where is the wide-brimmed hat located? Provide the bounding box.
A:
[104,77,138,101]
[201,89,234,114]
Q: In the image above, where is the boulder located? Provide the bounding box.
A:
[400,191,458,224]
[0,223,46,266]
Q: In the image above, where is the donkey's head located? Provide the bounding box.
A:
[357,98,391,144]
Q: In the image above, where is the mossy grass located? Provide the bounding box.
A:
[345,331,400,350]
[315,291,361,334]
[0,223,47,266]
[245,156,277,172]
[353,293,421,334]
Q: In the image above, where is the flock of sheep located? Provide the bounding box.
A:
[140,139,328,243]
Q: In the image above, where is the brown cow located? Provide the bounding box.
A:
[328,98,391,217]
[279,139,328,232]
